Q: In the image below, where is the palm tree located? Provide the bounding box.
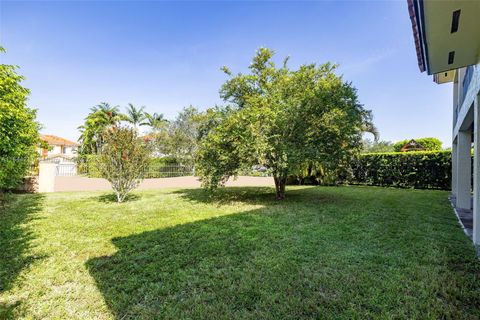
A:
[360,111,380,142]
[90,102,118,113]
[361,122,379,142]
[78,102,123,154]
[144,112,168,130]
[124,103,147,130]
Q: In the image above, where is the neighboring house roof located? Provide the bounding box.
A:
[40,134,79,147]
[400,139,425,152]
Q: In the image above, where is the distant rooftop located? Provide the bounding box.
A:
[40,134,79,146]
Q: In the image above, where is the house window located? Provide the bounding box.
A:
[62,146,67,154]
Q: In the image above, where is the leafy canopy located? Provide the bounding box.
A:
[144,112,167,131]
[362,139,395,154]
[0,47,41,190]
[153,106,204,167]
[123,103,147,129]
[196,48,374,199]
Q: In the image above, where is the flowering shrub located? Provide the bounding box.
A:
[98,127,150,202]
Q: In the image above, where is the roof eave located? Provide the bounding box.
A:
[407,0,428,73]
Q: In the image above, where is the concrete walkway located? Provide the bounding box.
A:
[449,195,474,239]
[54,176,274,192]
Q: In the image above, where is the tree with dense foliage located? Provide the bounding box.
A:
[98,126,150,202]
[393,137,442,152]
[196,48,375,199]
[154,106,203,167]
[0,47,41,191]
[78,102,122,154]
[123,103,147,130]
[362,139,394,153]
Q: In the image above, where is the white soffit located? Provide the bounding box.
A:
[424,0,480,74]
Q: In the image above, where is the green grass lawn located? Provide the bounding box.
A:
[1,186,479,319]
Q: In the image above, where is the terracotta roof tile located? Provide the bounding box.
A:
[40,134,79,146]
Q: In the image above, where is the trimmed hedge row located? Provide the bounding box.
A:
[286,151,453,190]
[350,151,452,190]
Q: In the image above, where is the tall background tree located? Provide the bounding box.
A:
[196,48,375,199]
[144,112,167,131]
[0,47,41,191]
[78,102,122,154]
[154,106,203,166]
[123,103,147,130]
[362,139,394,153]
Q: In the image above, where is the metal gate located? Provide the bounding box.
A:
[55,163,77,176]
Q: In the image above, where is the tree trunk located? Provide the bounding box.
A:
[307,162,313,177]
[273,175,287,200]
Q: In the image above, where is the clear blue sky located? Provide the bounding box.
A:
[0,0,452,146]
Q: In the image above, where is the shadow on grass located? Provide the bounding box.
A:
[86,208,312,319]
[172,185,339,206]
[0,193,45,318]
[97,193,141,203]
[86,187,480,319]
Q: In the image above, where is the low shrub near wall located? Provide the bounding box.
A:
[146,158,193,178]
[351,151,452,190]
[286,151,452,190]
[78,155,102,178]
[78,156,193,178]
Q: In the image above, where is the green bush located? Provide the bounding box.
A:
[146,157,192,178]
[285,175,301,185]
[351,151,452,190]
[285,175,318,186]
[77,155,102,178]
[0,48,41,190]
[98,127,151,202]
